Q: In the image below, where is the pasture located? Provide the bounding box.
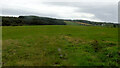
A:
[2,25,119,66]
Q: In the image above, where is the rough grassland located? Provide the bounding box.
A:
[2,25,119,66]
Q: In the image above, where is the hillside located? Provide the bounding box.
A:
[1,16,119,27]
[2,16,66,26]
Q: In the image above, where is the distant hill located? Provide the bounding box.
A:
[1,15,119,27]
[2,16,66,26]
[64,19,119,27]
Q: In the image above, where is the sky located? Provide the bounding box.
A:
[0,0,119,23]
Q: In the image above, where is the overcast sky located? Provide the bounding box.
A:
[0,0,119,23]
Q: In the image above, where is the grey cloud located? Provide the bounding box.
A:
[44,2,118,22]
[2,8,33,15]
[2,1,118,23]
[2,8,60,18]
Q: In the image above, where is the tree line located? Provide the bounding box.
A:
[1,16,119,28]
[2,16,66,26]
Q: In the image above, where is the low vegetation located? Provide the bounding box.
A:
[2,25,119,66]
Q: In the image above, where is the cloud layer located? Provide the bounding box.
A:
[1,0,119,23]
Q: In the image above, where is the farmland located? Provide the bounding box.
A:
[2,25,119,66]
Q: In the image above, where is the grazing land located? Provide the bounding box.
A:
[2,25,119,66]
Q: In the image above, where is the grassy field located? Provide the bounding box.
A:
[2,25,119,66]
[64,21,91,26]
[64,21,80,25]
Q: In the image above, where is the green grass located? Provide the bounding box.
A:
[2,25,119,66]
